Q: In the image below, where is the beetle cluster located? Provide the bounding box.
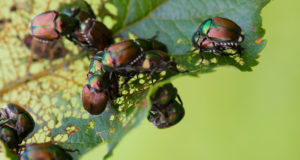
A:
[30,0,113,51]
[0,104,76,159]
[82,37,181,116]
[25,0,247,157]
[29,1,244,124]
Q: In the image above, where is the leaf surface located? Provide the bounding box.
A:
[0,0,269,159]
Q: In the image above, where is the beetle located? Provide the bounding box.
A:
[148,83,185,129]
[0,125,19,150]
[72,18,113,50]
[82,73,119,115]
[192,17,244,63]
[148,100,185,129]
[30,11,79,41]
[101,37,170,71]
[101,40,144,72]
[20,143,74,160]
[0,103,35,142]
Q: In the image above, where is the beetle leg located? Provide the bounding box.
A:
[197,37,208,64]
[149,68,158,84]
[237,45,243,58]
[197,51,204,65]
[176,95,183,106]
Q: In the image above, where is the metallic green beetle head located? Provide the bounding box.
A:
[87,54,103,80]
[192,18,212,48]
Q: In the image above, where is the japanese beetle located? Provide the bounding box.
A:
[101,40,144,71]
[101,37,171,72]
[59,1,113,50]
[20,143,74,160]
[192,17,244,63]
[148,101,185,129]
[0,103,35,142]
[72,18,113,50]
[23,34,69,60]
[30,11,79,41]
[0,125,19,149]
[82,73,119,115]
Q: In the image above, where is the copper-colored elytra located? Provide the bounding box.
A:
[213,17,242,32]
[107,40,141,67]
[107,40,136,53]
[89,21,113,50]
[114,47,140,66]
[30,11,60,40]
[21,143,73,160]
[82,85,108,115]
[208,17,242,41]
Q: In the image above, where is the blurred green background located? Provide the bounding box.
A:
[82,0,300,159]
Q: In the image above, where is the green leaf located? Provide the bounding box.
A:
[0,141,18,160]
[110,0,269,71]
[0,0,269,160]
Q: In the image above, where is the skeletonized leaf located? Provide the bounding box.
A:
[0,0,269,159]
